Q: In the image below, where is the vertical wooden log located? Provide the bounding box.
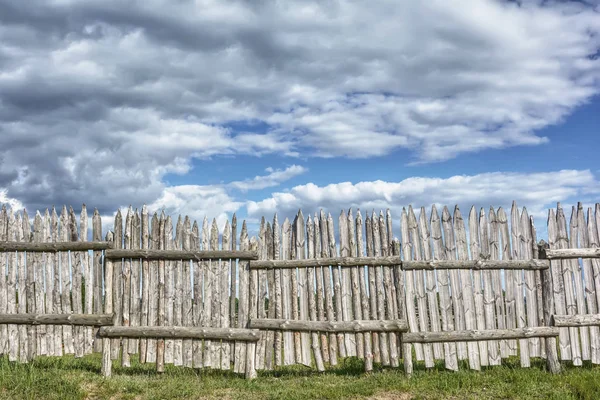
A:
[556,204,581,365]
[329,212,346,358]
[511,203,530,367]
[221,220,232,369]
[230,214,238,364]
[192,220,203,368]
[273,215,283,367]
[82,206,94,355]
[400,209,418,362]
[0,207,6,357]
[164,216,175,365]
[102,231,114,377]
[521,208,541,358]
[380,211,399,366]
[140,206,150,361]
[42,210,55,356]
[531,216,546,359]
[372,211,389,365]
[173,216,183,366]
[408,207,433,367]
[419,207,443,362]
[146,213,159,363]
[16,212,28,362]
[430,205,458,371]
[569,205,590,361]
[588,206,600,363]
[479,208,500,365]
[234,221,249,374]
[245,238,258,379]
[7,210,17,361]
[69,207,83,358]
[314,213,329,363]
[110,209,123,360]
[577,204,600,363]
[488,208,508,359]
[319,211,337,365]
[348,210,365,360]
[356,210,372,371]
[454,206,480,370]
[339,211,356,357]
[182,216,193,367]
[296,211,312,365]
[498,207,517,356]
[156,212,166,373]
[93,209,103,353]
[255,218,267,369]
[202,217,212,368]
[290,216,302,363]
[468,207,488,366]
[129,209,141,357]
[121,207,132,367]
[209,219,220,366]
[387,210,398,321]
[306,215,325,371]
[264,222,275,370]
[33,212,47,356]
[24,210,37,360]
[538,243,562,374]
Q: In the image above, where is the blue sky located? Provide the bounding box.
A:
[0,0,599,238]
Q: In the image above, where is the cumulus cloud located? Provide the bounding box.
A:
[0,0,599,214]
[246,170,600,227]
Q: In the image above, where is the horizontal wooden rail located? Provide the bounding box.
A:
[403,259,549,270]
[250,257,549,270]
[250,256,402,269]
[97,326,261,341]
[0,241,111,252]
[402,327,559,343]
[0,313,114,326]
[248,318,408,333]
[104,249,259,261]
[546,248,600,260]
[551,314,600,327]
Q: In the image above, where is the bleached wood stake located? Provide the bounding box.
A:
[468,207,488,366]
[245,238,258,379]
[356,210,373,371]
[221,220,232,369]
[339,210,356,357]
[201,217,213,368]
[6,211,18,361]
[588,206,600,362]
[348,210,365,360]
[121,207,132,367]
[210,218,220,367]
[16,212,28,362]
[521,208,541,358]
[182,217,193,367]
[0,207,7,357]
[92,209,103,353]
[156,212,167,373]
[255,218,267,369]
[480,208,500,365]
[272,215,283,367]
[381,211,398,366]
[82,206,94,355]
[511,203,530,367]
[192,221,203,368]
[173,216,184,366]
[264,222,275,370]
[400,209,418,365]
[146,213,159,363]
[234,221,249,373]
[320,211,337,365]
[488,208,508,359]
[329,212,346,358]
[109,210,122,359]
[296,211,312,366]
[230,214,238,364]
[538,243,562,374]
[129,210,141,358]
[498,207,517,356]
[34,212,47,356]
[102,231,115,377]
[307,215,325,371]
[314,213,330,363]
[41,210,55,356]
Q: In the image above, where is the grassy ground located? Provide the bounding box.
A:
[1,354,599,400]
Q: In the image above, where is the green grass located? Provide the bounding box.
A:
[1,354,599,400]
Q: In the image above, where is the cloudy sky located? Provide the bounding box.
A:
[1,0,599,236]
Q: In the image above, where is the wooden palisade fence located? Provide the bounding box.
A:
[0,202,599,378]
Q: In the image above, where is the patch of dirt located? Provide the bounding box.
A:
[367,391,412,400]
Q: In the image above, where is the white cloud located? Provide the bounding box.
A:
[228,165,307,191]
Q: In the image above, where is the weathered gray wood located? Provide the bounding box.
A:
[209,218,220,367]
[0,207,7,357]
[401,208,421,365]
[320,211,337,365]
[546,248,600,259]
[511,203,530,367]
[403,327,560,343]
[250,319,408,333]
[255,218,267,369]
[220,220,231,369]
[69,207,84,358]
[280,218,294,365]
[82,206,94,355]
[92,209,103,353]
[531,216,546,359]
[173,216,184,366]
[409,206,433,367]
[314,213,330,363]
[538,243,562,373]
[373,211,389,365]
[129,209,141,357]
[101,231,114,377]
[272,215,283,367]
[192,220,203,368]
[230,214,238,365]
[6,210,17,361]
[498,206,517,356]
[348,210,365,360]
[33,212,47,356]
[454,206,480,370]
[587,206,600,363]
[146,213,159,363]
[245,239,259,379]
[0,242,112,252]
[0,314,114,325]
[23,210,37,360]
[234,222,249,373]
[156,212,166,372]
[182,216,193,367]
[548,208,571,361]
[339,210,356,357]
[110,210,123,360]
[480,208,500,365]
[306,215,325,371]
[356,210,373,371]
[16,212,28,362]
[121,207,132,367]
[419,207,443,361]
[468,207,488,366]
[521,208,541,358]
[488,207,508,358]
[329,212,346,358]
[296,211,312,365]
[381,210,398,366]
[553,314,600,327]
[42,210,55,356]
[201,217,212,367]
[98,326,261,341]
[430,205,458,371]
[264,221,275,370]
[105,249,258,261]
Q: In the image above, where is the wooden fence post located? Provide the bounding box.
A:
[538,241,562,374]
[102,231,114,377]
